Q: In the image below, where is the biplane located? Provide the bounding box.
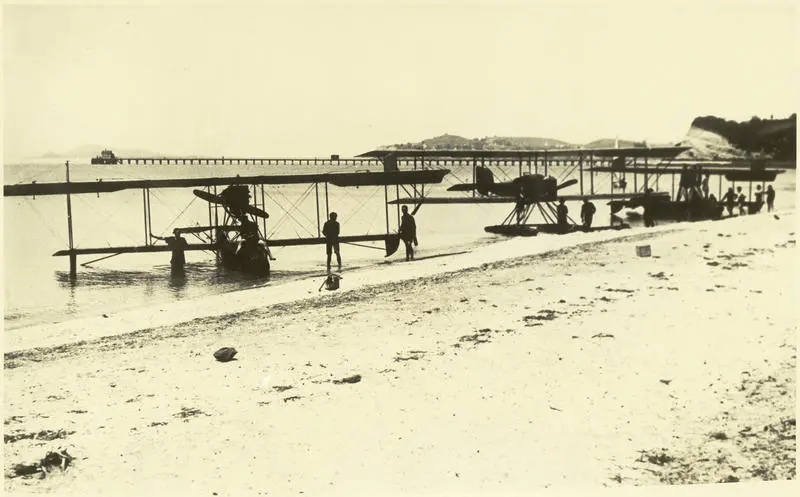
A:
[591,159,788,221]
[359,146,689,236]
[3,162,449,278]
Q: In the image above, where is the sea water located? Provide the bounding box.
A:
[3,159,795,333]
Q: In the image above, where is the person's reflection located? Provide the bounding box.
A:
[168,270,187,297]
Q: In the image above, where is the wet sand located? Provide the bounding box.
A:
[3,210,796,496]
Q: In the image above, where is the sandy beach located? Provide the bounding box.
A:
[3,209,796,496]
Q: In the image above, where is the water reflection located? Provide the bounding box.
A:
[168,270,187,296]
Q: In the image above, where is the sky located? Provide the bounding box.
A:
[2,0,798,159]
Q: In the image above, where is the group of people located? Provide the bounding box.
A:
[555,197,597,230]
[720,184,776,217]
[321,205,418,272]
[676,164,778,217]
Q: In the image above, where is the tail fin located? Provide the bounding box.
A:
[475,166,494,196]
[382,153,399,172]
[445,166,495,195]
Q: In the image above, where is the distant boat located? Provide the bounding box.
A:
[91,149,118,165]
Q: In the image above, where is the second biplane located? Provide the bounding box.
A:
[360,146,688,236]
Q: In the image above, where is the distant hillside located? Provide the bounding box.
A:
[381,134,671,152]
[682,114,796,160]
[585,138,647,149]
[383,134,573,151]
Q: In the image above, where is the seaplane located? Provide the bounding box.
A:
[446,166,581,235]
[592,158,788,222]
[360,146,689,236]
[3,161,449,279]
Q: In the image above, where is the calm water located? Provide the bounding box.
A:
[3,159,796,332]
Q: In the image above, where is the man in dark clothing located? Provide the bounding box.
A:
[238,217,259,241]
[677,165,690,202]
[322,212,341,271]
[722,187,736,217]
[753,185,764,214]
[766,185,776,212]
[399,205,418,261]
[556,198,569,229]
[642,189,655,227]
[580,198,596,230]
[151,230,189,274]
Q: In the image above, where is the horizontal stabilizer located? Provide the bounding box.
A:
[446,183,479,192]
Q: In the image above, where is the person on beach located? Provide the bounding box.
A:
[753,185,764,213]
[736,187,746,215]
[722,187,737,217]
[676,165,690,202]
[701,173,710,199]
[322,212,341,271]
[642,188,656,227]
[398,205,418,261]
[708,194,722,219]
[580,198,596,230]
[556,198,569,229]
[766,185,776,212]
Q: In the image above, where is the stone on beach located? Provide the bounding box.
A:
[213,347,237,362]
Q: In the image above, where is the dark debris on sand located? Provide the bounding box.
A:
[6,448,74,480]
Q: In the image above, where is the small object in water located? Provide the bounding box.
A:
[213,347,237,362]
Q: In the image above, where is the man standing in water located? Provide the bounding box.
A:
[399,205,418,261]
[322,212,341,272]
[580,197,596,230]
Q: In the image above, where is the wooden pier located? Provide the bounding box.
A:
[111,155,622,169]
[114,156,383,166]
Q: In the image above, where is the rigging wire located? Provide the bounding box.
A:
[268,184,316,231]
[264,189,315,238]
[339,183,385,232]
[264,184,316,236]
[71,194,141,245]
[15,197,69,245]
[154,193,200,237]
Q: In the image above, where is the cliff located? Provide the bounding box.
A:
[680,114,796,161]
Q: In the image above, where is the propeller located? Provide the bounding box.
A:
[193,189,269,218]
[557,179,579,190]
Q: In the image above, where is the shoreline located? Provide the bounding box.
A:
[4,221,689,355]
[3,210,797,495]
